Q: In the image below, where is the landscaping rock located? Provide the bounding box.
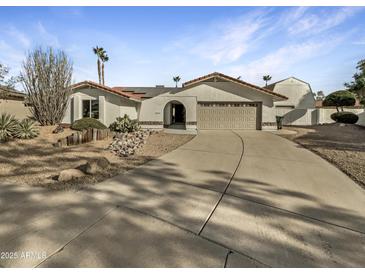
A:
[85,157,110,175]
[109,130,155,157]
[53,125,64,134]
[58,168,85,182]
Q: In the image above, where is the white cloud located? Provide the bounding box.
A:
[288,7,361,35]
[228,37,343,84]
[36,22,60,48]
[353,40,365,45]
[6,26,31,48]
[180,10,272,65]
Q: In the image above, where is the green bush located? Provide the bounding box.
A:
[109,114,140,133]
[360,97,365,106]
[330,111,359,124]
[71,118,107,131]
[15,119,39,139]
[0,113,18,142]
[323,90,356,110]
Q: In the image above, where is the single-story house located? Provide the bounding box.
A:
[0,85,31,119]
[62,72,290,130]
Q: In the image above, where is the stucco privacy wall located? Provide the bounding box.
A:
[139,82,280,129]
[276,107,365,126]
[317,108,365,125]
[0,99,32,119]
[273,78,315,108]
[62,88,138,126]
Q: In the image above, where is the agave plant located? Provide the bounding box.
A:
[0,113,18,142]
[14,118,39,139]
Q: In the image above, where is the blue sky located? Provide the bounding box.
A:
[0,6,364,93]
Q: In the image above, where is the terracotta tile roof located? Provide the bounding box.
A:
[0,85,26,100]
[112,87,145,99]
[182,72,288,100]
[70,81,141,101]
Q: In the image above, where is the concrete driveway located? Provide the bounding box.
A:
[1,130,364,267]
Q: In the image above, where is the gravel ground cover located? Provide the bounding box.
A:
[0,126,194,190]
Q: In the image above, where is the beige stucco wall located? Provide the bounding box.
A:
[317,108,365,125]
[62,88,138,126]
[139,95,197,129]
[273,78,315,108]
[139,82,281,129]
[0,99,32,119]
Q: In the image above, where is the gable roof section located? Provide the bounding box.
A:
[113,86,181,99]
[266,77,310,91]
[70,81,141,102]
[0,85,26,100]
[182,72,288,100]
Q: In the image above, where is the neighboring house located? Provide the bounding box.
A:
[266,77,316,109]
[62,72,288,130]
[0,85,31,119]
[266,77,317,126]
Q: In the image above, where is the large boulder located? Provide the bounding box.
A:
[84,157,110,175]
[58,168,85,182]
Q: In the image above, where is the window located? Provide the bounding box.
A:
[82,100,99,119]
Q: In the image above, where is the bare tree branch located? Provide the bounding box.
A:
[21,47,73,125]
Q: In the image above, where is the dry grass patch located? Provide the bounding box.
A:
[277,123,365,189]
[0,126,194,190]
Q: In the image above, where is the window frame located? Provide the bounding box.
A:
[82,99,99,119]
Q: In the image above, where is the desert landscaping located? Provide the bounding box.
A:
[0,125,194,190]
[277,123,365,189]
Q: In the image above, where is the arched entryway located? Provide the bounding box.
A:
[163,100,186,129]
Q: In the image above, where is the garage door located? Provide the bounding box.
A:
[197,102,260,130]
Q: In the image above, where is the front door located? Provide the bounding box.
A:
[172,103,186,123]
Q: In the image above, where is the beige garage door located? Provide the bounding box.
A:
[197,102,259,130]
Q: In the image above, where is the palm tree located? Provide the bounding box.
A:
[93,46,104,84]
[263,75,272,87]
[173,76,181,88]
[100,52,109,85]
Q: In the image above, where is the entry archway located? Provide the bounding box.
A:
[163,100,186,129]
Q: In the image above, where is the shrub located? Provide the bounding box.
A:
[14,119,39,139]
[330,111,359,124]
[323,90,356,111]
[71,118,107,131]
[360,97,365,106]
[109,114,140,133]
[0,113,18,142]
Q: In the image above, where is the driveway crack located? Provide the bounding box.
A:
[33,205,118,268]
[198,130,244,235]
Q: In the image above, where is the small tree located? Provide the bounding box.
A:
[344,59,365,101]
[322,90,356,112]
[173,76,181,88]
[0,63,20,99]
[263,75,272,87]
[21,47,73,125]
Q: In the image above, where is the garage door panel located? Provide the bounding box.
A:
[197,103,258,130]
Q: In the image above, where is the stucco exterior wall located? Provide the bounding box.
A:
[139,95,197,129]
[62,88,138,126]
[139,82,281,130]
[273,78,315,108]
[0,99,32,119]
[274,107,365,126]
[317,108,364,125]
